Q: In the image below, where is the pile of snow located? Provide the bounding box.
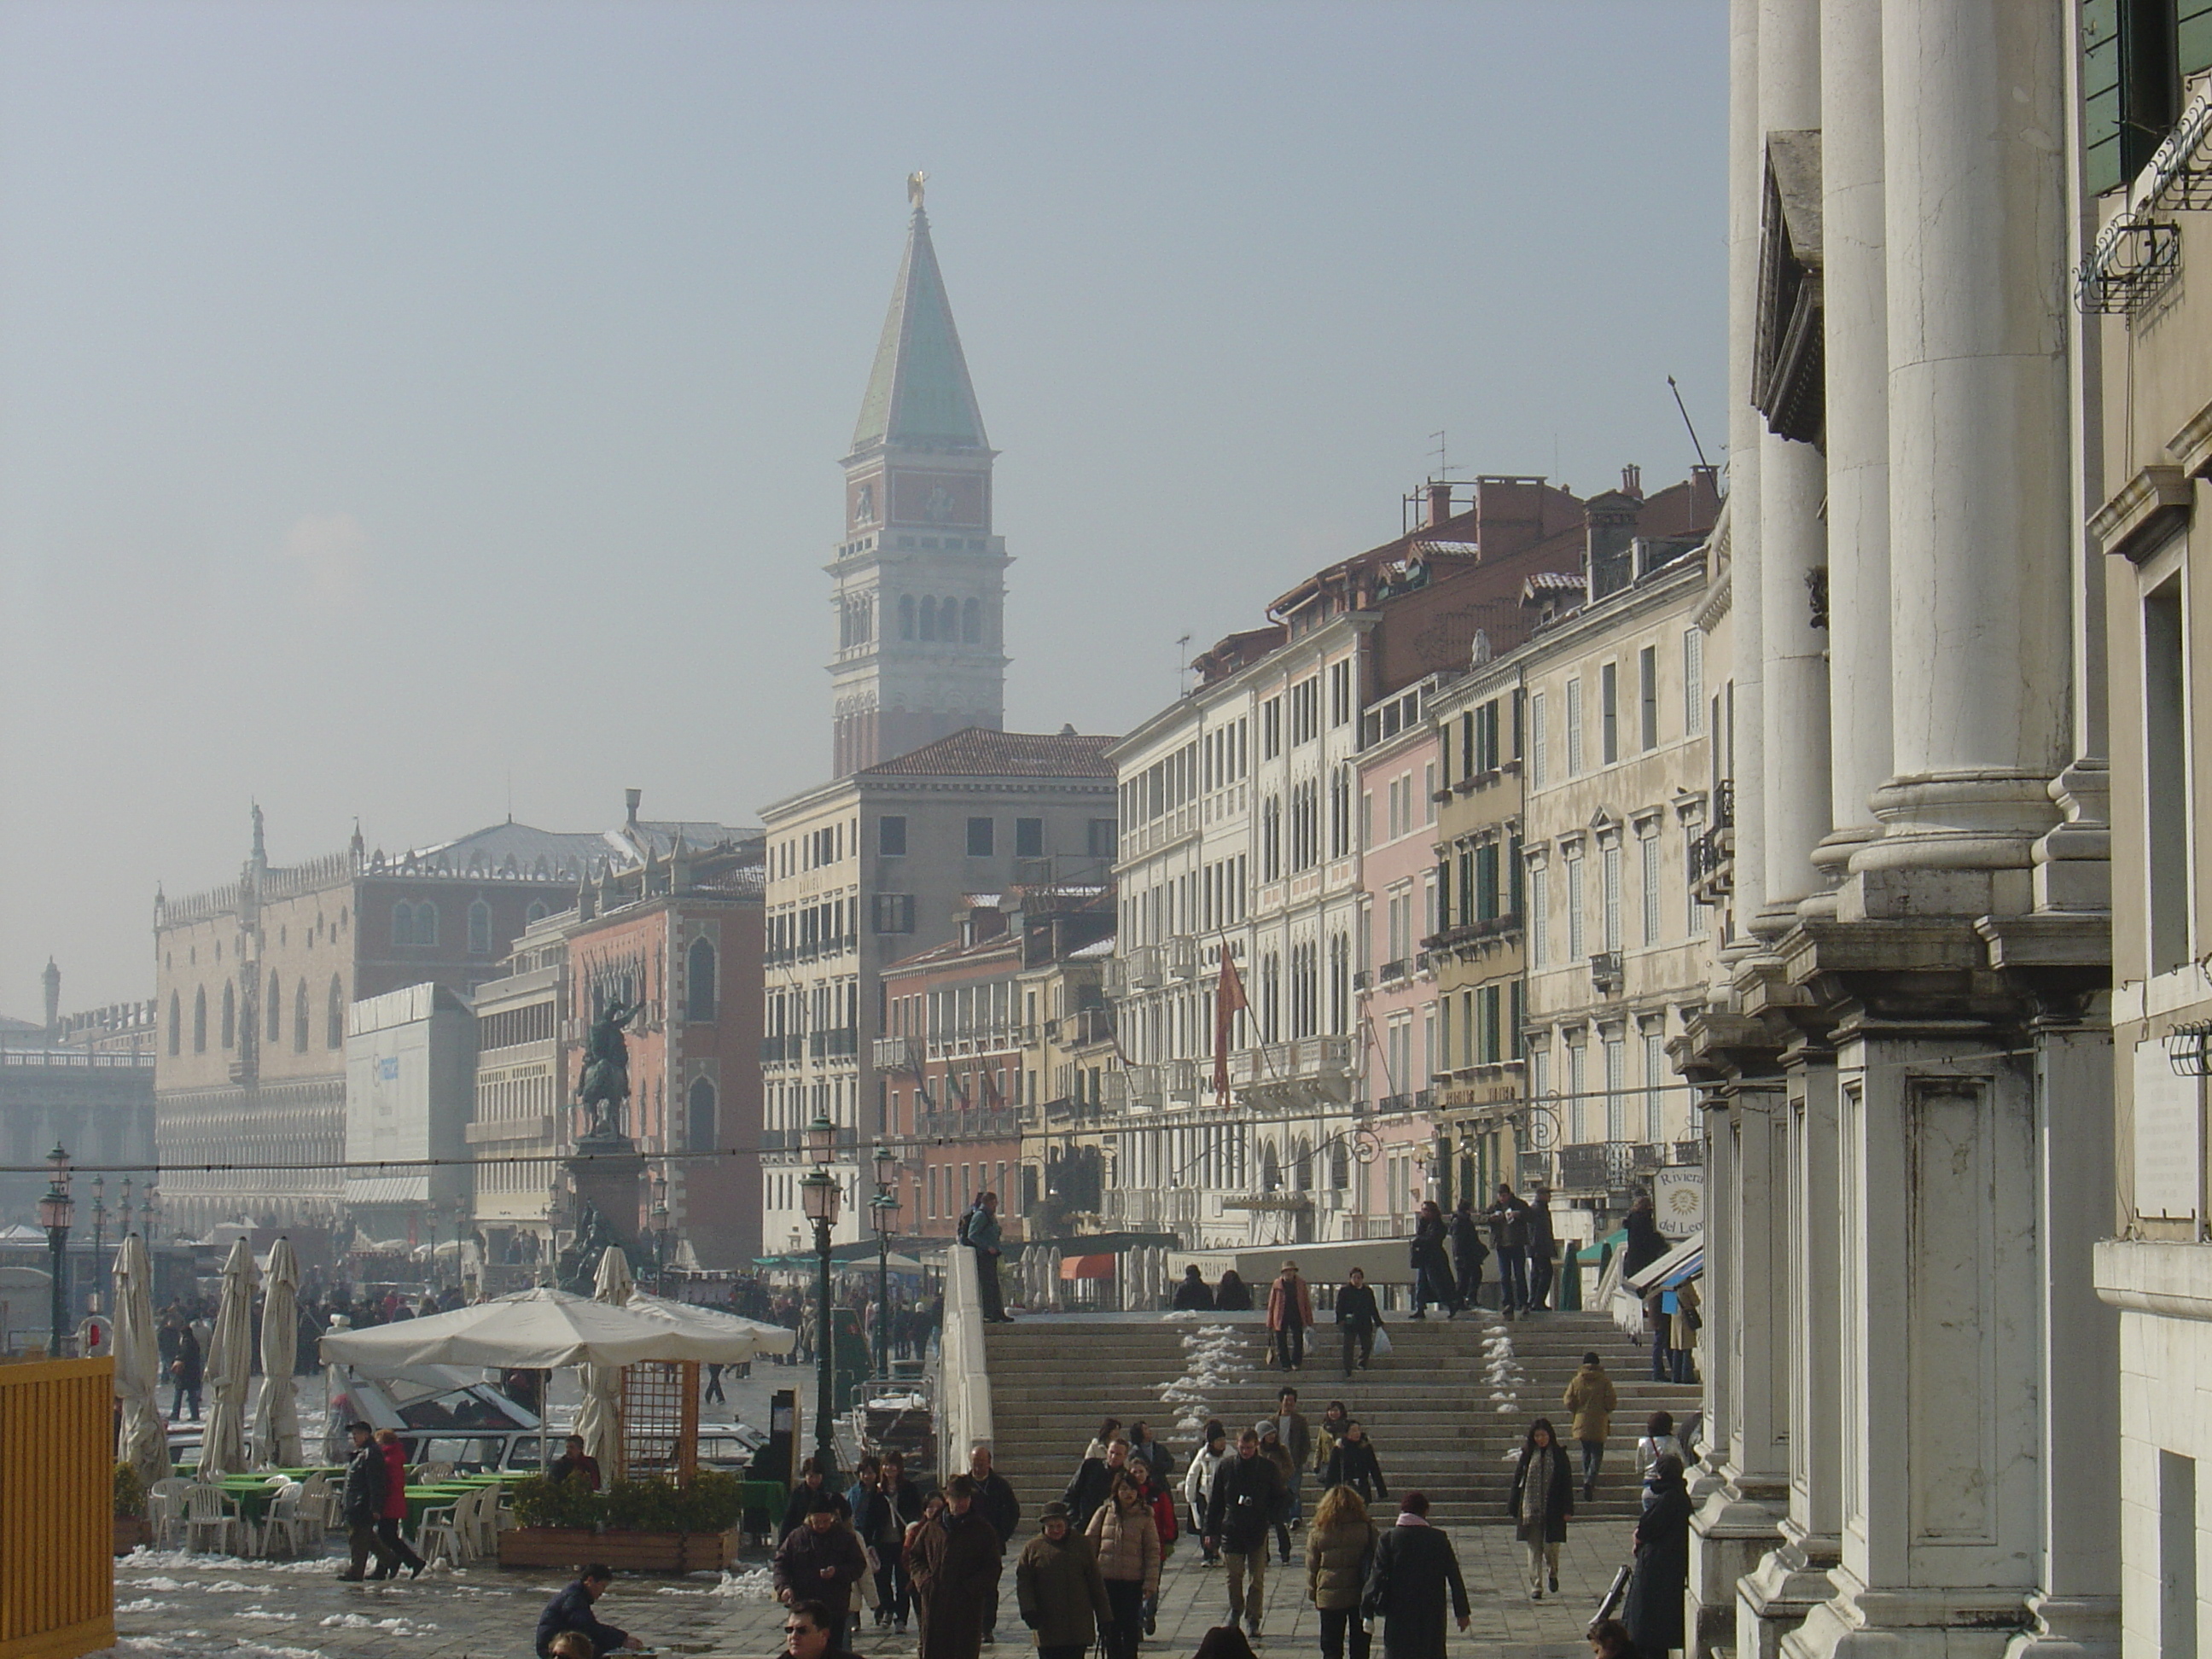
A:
[654,1566,776,1600]
[318,1613,439,1635]
[118,1547,335,1575]
[1154,1323,1249,1438]
[1482,1321,1529,1417]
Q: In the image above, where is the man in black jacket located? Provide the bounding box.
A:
[1204,1429,1284,1638]
[1361,1492,1470,1659]
[337,1421,398,1581]
[1450,1199,1489,1311]
[1525,1188,1557,1313]
[1335,1268,1382,1377]
[774,1499,871,1652]
[968,1442,1022,1640]
[535,1565,642,1656]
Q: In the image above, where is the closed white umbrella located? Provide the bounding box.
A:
[251,1238,302,1468]
[198,1237,260,1477]
[575,1247,634,1476]
[112,1235,170,1495]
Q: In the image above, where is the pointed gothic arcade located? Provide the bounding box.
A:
[829,179,1010,777]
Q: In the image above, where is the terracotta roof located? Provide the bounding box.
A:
[861,727,1119,778]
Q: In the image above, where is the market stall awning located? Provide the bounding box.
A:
[1059,1254,1116,1280]
[1625,1235,1703,1295]
[317,1285,763,1370]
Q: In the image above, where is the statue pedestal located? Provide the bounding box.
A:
[570,1132,645,1250]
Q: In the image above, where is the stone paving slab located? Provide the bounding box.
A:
[102,1511,1633,1659]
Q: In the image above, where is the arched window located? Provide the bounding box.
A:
[169,992,182,1057]
[294,981,309,1052]
[686,937,718,1022]
[469,899,492,955]
[899,595,915,639]
[526,899,549,925]
[688,1076,718,1150]
[393,901,415,946]
[266,971,282,1043]
[918,596,937,641]
[193,987,207,1053]
[415,902,439,947]
[327,975,345,1049]
[220,982,236,1049]
[962,597,981,643]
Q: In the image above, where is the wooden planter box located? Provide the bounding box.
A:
[497,1526,739,1573]
[113,1516,151,1555]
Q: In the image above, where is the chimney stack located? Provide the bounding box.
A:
[1427,482,1454,529]
[1621,463,1642,498]
[625,788,642,832]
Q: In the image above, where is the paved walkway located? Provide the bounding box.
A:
[102,1507,1630,1659]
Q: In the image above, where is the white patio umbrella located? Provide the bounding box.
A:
[111,1234,170,1495]
[197,1237,260,1477]
[251,1238,302,1468]
[316,1285,762,1369]
[625,1291,796,1358]
[575,1247,634,1475]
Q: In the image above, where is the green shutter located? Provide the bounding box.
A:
[2087,0,2125,195]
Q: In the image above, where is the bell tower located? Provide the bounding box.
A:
[829,176,1010,777]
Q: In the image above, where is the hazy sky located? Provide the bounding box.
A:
[0,1,1726,1014]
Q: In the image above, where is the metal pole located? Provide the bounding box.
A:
[47,1228,66,1353]
[876,1230,890,1381]
[813,1214,839,1478]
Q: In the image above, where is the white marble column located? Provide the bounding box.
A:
[1853,0,2074,906]
[1814,0,1891,888]
[1754,0,1831,937]
[1722,0,1767,948]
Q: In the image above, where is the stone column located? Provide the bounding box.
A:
[1723,0,1767,944]
[1814,0,1891,888]
[1853,0,2074,905]
[1736,1045,1842,1659]
[1754,0,1831,937]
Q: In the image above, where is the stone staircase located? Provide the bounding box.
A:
[981,1310,1700,1532]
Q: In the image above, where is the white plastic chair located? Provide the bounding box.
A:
[416,1459,457,1482]
[182,1481,248,1556]
[147,1477,194,1547]
[466,1484,502,1557]
[259,1487,321,1558]
[414,1487,475,1569]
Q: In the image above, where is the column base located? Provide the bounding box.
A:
[1781,1564,2036,1659]
[2004,1592,2120,1659]
[1737,1527,1844,1659]
[1688,1472,1790,1659]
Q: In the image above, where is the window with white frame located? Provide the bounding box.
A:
[1530,692,1548,789]
[1601,841,1621,953]
[1567,1036,1589,1141]
[1565,678,1585,776]
[1643,1022,1666,1142]
[1640,828,1662,946]
[1565,848,1586,960]
[1604,1032,1626,1141]
[1529,862,1549,967]
[1684,629,1705,735]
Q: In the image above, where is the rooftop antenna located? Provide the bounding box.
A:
[1429,429,1450,479]
[1668,375,1712,471]
[1176,633,1192,699]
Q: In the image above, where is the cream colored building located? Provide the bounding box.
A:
[1517,514,1714,1237]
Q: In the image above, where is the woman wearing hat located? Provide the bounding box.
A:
[1016,1502,1111,1659]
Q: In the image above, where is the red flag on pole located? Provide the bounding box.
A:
[1214,950,1249,1108]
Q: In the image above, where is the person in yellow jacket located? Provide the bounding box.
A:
[1562,1351,1619,1503]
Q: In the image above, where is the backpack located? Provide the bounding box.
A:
[958,1206,975,1247]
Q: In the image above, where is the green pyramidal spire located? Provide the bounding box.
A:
[850,180,988,453]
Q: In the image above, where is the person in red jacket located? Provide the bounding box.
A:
[371,1429,428,1579]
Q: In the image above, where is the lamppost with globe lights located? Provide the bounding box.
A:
[799,1111,842,1480]
[650,1169,672,1295]
[868,1143,902,1380]
[38,1145,73,1354]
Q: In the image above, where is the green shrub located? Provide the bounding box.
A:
[509,1469,745,1533]
[509,1473,606,1531]
[114,1461,147,1520]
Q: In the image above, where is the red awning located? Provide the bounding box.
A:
[1059,1254,1116,1281]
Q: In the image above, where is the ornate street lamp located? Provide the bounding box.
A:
[90,1175,108,1307]
[37,1144,73,1354]
[870,1142,901,1380]
[651,1168,672,1296]
[799,1160,842,1480]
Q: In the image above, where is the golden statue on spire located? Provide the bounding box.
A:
[908,171,928,209]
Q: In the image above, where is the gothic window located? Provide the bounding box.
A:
[220,982,236,1049]
[919,596,938,641]
[469,899,492,955]
[689,1076,718,1150]
[327,975,345,1048]
[686,937,718,1022]
[943,597,959,640]
[294,981,309,1051]
[416,901,439,947]
[899,595,915,639]
[193,987,207,1053]
[393,902,414,946]
[527,899,549,925]
[962,598,981,643]
[266,972,281,1043]
[169,992,181,1056]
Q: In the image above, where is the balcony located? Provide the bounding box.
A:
[1125,1063,1163,1108]
[873,1035,921,1072]
[1377,1091,1412,1116]
[1589,952,1624,993]
[1604,1141,1667,1187]
[1352,969,1371,992]
[1379,958,1410,985]
[809,1026,859,1059]
[1167,935,1198,980]
[1064,1005,1116,1048]
[1711,777,1735,830]
[1432,912,1525,958]
[1121,944,1167,990]
[1228,1036,1355,1107]
[760,1033,799,1064]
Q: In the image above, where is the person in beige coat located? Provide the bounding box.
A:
[1561,1351,1619,1502]
[1086,1475,1161,1659]
[1304,1482,1379,1659]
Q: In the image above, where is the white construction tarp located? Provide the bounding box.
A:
[316,1284,762,1370]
